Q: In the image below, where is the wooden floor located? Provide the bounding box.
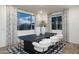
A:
[64,42,79,54]
[0,47,9,54]
[0,42,79,54]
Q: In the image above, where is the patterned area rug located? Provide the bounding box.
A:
[8,43,65,54]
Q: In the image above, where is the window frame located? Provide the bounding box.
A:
[17,10,36,31]
[51,15,62,30]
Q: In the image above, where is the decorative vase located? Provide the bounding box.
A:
[35,27,40,36]
[41,26,46,35]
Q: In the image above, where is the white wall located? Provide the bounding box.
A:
[17,30,35,36]
[52,30,62,34]
[67,7,79,44]
[0,6,6,47]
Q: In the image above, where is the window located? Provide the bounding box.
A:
[31,16,36,29]
[51,16,62,30]
[17,12,35,30]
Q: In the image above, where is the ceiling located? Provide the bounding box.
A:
[14,5,78,14]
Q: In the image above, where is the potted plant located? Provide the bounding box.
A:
[39,20,47,35]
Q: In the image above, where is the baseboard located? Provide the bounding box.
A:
[67,41,79,44]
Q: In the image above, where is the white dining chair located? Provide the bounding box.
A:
[32,42,44,52]
[32,39,51,53]
[39,38,51,48]
[50,36,60,46]
[56,34,63,42]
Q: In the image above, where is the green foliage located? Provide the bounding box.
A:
[39,20,47,27]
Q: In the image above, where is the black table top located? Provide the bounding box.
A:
[18,33,56,42]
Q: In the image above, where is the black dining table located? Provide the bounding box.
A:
[18,33,56,54]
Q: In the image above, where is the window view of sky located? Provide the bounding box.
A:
[17,12,35,30]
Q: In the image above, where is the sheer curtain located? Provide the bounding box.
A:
[6,6,18,49]
[62,10,68,42]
